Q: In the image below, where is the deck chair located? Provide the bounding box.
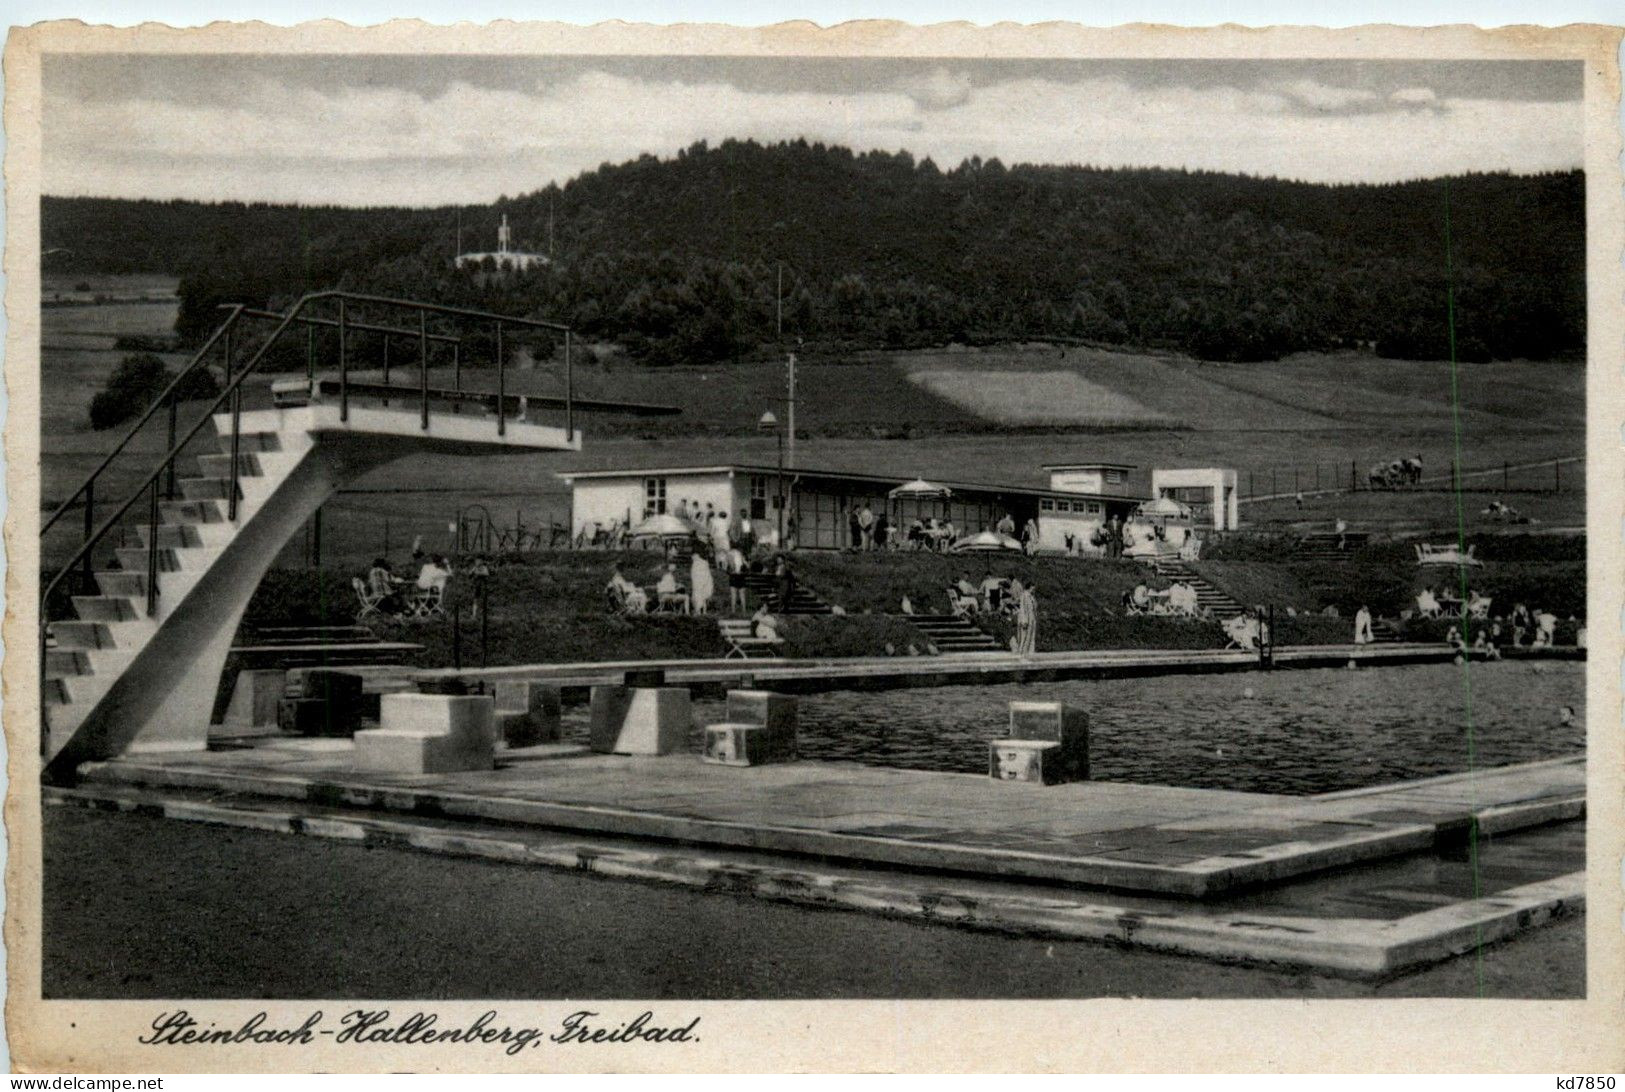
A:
[353,576,384,620]
[411,583,446,619]
[1467,595,1493,620]
[719,618,783,659]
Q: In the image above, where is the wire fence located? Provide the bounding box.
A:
[1238,455,1582,502]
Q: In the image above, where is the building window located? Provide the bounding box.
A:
[750,475,769,520]
[1040,498,1055,512]
[1087,502,1102,515]
[644,477,667,515]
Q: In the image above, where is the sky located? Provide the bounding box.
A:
[41,55,1585,206]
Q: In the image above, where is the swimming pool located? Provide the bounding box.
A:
[563,659,1585,795]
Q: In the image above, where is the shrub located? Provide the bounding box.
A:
[777,615,927,658]
[88,353,221,431]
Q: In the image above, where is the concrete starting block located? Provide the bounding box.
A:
[703,722,797,766]
[989,701,1089,785]
[212,668,286,739]
[354,692,496,774]
[702,689,799,767]
[493,680,563,748]
[588,684,689,756]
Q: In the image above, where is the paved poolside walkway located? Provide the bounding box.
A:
[82,743,1583,898]
[324,641,1578,701]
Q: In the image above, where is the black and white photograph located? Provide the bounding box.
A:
[5,17,1621,1073]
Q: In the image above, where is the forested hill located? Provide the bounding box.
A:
[41,139,1585,364]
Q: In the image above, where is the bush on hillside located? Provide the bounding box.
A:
[777,615,929,658]
[88,352,221,431]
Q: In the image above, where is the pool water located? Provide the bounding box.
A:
[563,660,1584,796]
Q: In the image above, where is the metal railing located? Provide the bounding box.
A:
[40,291,577,753]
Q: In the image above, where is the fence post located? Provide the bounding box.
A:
[452,603,462,671]
[480,581,490,669]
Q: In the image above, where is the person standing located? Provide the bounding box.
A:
[725,545,749,613]
[738,508,755,555]
[1013,579,1038,657]
[690,548,715,615]
[858,503,876,551]
[1353,603,1374,645]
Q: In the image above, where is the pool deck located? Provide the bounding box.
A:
[80,744,1584,899]
[335,641,1582,702]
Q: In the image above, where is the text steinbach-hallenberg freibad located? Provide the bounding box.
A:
[137,1009,702,1054]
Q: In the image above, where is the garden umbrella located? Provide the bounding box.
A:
[630,513,693,538]
[951,530,1023,553]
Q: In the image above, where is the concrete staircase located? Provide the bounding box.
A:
[905,614,1004,653]
[42,397,583,777]
[44,423,313,766]
[1148,558,1245,619]
[741,572,834,615]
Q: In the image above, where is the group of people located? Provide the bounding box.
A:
[362,538,479,619]
[1414,585,1494,620]
[939,571,1038,654]
[606,549,723,616]
[1441,601,1563,658]
[1122,580,1203,618]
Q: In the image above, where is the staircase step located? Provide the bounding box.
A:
[179,477,238,501]
[94,571,148,598]
[160,499,225,525]
[217,430,282,454]
[48,621,114,649]
[115,547,182,573]
[196,452,263,479]
[131,523,202,549]
[46,649,91,679]
[71,595,139,623]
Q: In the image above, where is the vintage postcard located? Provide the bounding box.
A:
[3,17,1622,1073]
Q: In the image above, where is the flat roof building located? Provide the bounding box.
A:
[558,461,1227,555]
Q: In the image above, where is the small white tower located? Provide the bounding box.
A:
[497,214,511,255]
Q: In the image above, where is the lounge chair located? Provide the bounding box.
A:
[1415,591,1442,619]
[946,586,978,617]
[353,576,384,621]
[410,583,446,619]
[719,618,783,659]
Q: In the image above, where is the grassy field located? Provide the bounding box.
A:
[908,368,1177,427]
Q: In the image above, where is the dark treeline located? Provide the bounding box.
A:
[42,139,1585,364]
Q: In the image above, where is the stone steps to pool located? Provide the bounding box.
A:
[76,748,1583,900]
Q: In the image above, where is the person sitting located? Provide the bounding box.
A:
[1130,582,1151,614]
[750,602,780,642]
[907,519,925,550]
[367,558,408,615]
[607,565,647,614]
[1446,626,1467,653]
[956,572,978,601]
[1415,587,1442,619]
[655,563,686,612]
[1532,610,1558,648]
[980,571,1003,613]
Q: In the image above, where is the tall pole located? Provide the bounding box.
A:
[776,261,783,339]
[785,351,796,471]
[776,426,785,546]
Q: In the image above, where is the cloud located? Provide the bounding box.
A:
[42,71,1583,205]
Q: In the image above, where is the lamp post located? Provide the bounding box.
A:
[759,409,785,546]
